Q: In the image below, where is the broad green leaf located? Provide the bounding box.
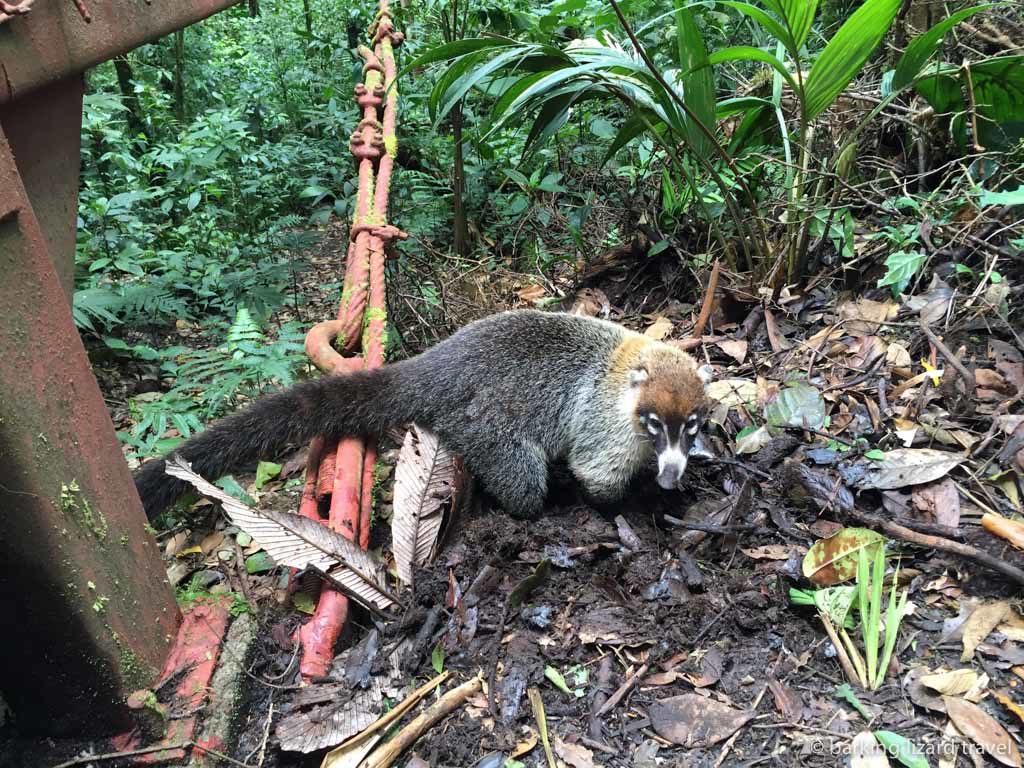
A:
[718,2,792,49]
[835,683,873,719]
[873,731,929,768]
[431,641,445,674]
[779,0,819,49]
[707,46,801,100]
[186,191,201,211]
[803,0,902,120]
[980,185,1024,207]
[673,1,715,156]
[215,475,255,506]
[436,46,536,123]
[915,56,1024,148]
[803,527,887,585]
[877,250,926,294]
[402,36,523,72]
[245,551,274,574]
[764,383,826,430]
[545,666,573,695]
[813,585,857,626]
[602,108,662,164]
[254,461,282,490]
[892,5,992,92]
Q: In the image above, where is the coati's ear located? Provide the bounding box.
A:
[697,364,714,385]
[628,367,649,387]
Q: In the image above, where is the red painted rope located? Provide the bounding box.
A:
[295,1,405,679]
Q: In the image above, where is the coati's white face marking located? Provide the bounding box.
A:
[639,410,704,490]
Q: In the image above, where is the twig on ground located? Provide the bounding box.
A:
[919,317,973,388]
[691,259,721,339]
[849,510,1024,587]
[595,662,649,717]
[589,655,613,742]
[361,674,481,768]
[329,670,451,756]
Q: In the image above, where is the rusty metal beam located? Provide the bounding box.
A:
[0,77,84,295]
[0,119,180,736]
[0,0,243,105]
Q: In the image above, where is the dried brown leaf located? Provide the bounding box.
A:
[838,298,898,336]
[887,342,913,368]
[961,601,1012,662]
[645,316,674,340]
[392,425,457,586]
[841,448,963,490]
[943,696,1022,767]
[570,288,610,318]
[715,339,748,364]
[768,677,803,722]
[165,457,396,611]
[912,478,961,528]
[648,694,754,748]
[920,669,979,696]
[553,736,598,768]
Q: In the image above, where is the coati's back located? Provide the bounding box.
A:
[406,310,630,455]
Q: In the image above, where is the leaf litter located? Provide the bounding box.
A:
[142,254,1024,768]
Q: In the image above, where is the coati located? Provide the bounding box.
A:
[134,309,712,520]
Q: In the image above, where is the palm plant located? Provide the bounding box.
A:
[407,0,994,286]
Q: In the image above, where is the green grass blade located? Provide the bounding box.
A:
[892,5,993,92]
[780,0,820,49]
[673,0,716,157]
[717,2,793,52]
[803,0,902,120]
[707,46,801,99]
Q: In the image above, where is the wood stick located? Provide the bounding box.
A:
[595,662,649,716]
[849,510,1024,587]
[919,317,973,388]
[691,259,721,339]
[362,675,482,768]
[328,670,450,755]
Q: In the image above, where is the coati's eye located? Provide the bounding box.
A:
[644,413,663,436]
[686,414,702,434]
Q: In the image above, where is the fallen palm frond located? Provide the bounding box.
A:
[392,424,459,586]
[165,456,399,611]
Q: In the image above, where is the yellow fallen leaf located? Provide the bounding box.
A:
[982,513,1024,549]
[176,545,204,558]
[921,669,979,696]
[921,359,943,386]
[994,690,1024,725]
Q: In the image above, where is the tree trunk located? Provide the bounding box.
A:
[451,101,469,257]
[303,0,312,37]
[248,0,259,17]
[173,30,186,124]
[112,55,147,140]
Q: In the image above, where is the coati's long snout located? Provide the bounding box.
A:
[134,365,413,519]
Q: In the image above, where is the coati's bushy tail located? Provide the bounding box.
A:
[134,365,412,519]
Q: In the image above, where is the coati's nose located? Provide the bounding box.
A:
[656,450,687,490]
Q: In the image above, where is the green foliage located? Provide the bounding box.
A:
[117,319,306,458]
[412,0,1011,284]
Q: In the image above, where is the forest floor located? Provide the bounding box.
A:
[88,223,1024,768]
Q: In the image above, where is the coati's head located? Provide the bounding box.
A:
[625,343,712,490]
